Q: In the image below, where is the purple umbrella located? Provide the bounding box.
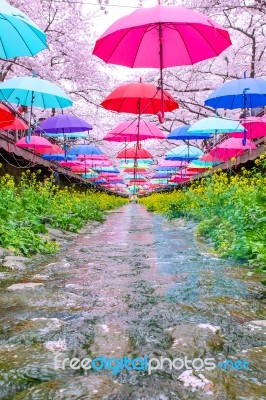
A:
[35,114,92,133]
[151,173,171,179]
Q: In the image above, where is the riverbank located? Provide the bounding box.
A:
[0,169,127,257]
[139,161,266,280]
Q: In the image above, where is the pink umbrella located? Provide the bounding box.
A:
[35,144,64,155]
[229,116,266,139]
[59,160,82,167]
[159,160,188,167]
[103,119,165,142]
[93,2,231,118]
[15,135,52,152]
[210,137,256,161]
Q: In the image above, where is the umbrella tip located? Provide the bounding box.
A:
[139,77,142,83]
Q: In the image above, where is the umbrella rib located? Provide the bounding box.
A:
[132,24,153,68]
[9,19,36,56]
[171,23,193,65]
[187,23,221,58]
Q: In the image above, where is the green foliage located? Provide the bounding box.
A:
[140,157,266,275]
[0,170,127,256]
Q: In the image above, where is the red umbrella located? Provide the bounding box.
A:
[35,144,64,155]
[116,145,153,159]
[101,80,178,115]
[229,116,266,139]
[0,104,15,128]
[2,116,28,130]
[124,168,148,174]
[77,154,110,161]
[15,135,52,152]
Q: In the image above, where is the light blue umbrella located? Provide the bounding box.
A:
[188,117,245,134]
[0,76,73,109]
[44,132,89,139]
[121,158,153,164]
[0,0,47,58]
[83,172,99,179]
[165,145,203,161]
[93,166,120,174]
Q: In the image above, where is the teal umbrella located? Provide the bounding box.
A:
[165,145,203,161]
[188,117,245,134]
[0,0,47,58]
[0,76,72,109]
[44,132,88,139]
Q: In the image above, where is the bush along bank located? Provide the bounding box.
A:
[0,169,128,256]
[140,157,266,280]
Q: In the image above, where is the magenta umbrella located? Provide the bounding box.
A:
[229,116,266,139]
[93,2,231,118]
[103,119,165,143]
[159,160,188,167]
[210,137,256,161]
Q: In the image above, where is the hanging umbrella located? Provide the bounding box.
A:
[93,2,231,118]
[103,119,165,142]
[59,160,82,167]
[69,145,103,156]
[93,166,120,174]
[0,0,47,59]
[77,154,110,161]
[101,80,178,115]
[124,168,149,174]
[152,173,171,179]
[15,135,52,152]
[210,137,256,161]
[204,77,266,109]
[165,145,203,161]
[36,144,64,155]
[83,171,99,179]
[229,116,266,139]
[0,76,72,109]
[42,154,77,162]
[117,145,153,159]
[2,116,28,130]
[159,160,188,167]
[0,103,15,128]
[187,159,216,172]
[35,114,92,133]
[167,124,211,140]
[44,132,88,139]
[188,117,245,134]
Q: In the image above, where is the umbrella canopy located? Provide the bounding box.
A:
[0,103,15,128]
[188,159,216,170]
[204,78,266,109]
[42,154,77,161]
[152,173,170,179]
[124,168,148,173]
[0,76,72,109]
[69,145,103,156]
[93,4,231,69]
[101,81,178,114]
[188,117,245,134]
[117,145,153,159]
[2,116,28,130]
[0,0,47,59]
[36,144,64,155]
[93,166,120,174]
[35,114,92,133]
[229,116,266,139]
[15,135,52,152]
[210,137,256,161]
[168,124,211,140]
[83,172,99,179]
[103,119,165,142]
[59,160,82,167]
[77,154,109,160]
[158,160,188,167]
[156,167,179,173]
[44,132,88,139]
[165,145,203,161]
[120,162,150,169]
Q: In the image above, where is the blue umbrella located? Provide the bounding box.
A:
[167,124,211,140]
[165,145,203,161]
[83,172,99,179]
[94,166,120,174]
[204,78,266,109]
[69,145,103,156]
[188,117,245,134]
[156,167,179,173]
[152,173,171,179]
[0,0,47,58]
[0,76,72,109]
[95,179,107,184]
[42,154,77,161]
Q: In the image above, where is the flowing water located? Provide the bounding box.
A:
[0,204,265,399]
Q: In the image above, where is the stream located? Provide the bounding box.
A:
[0,204,265,399]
